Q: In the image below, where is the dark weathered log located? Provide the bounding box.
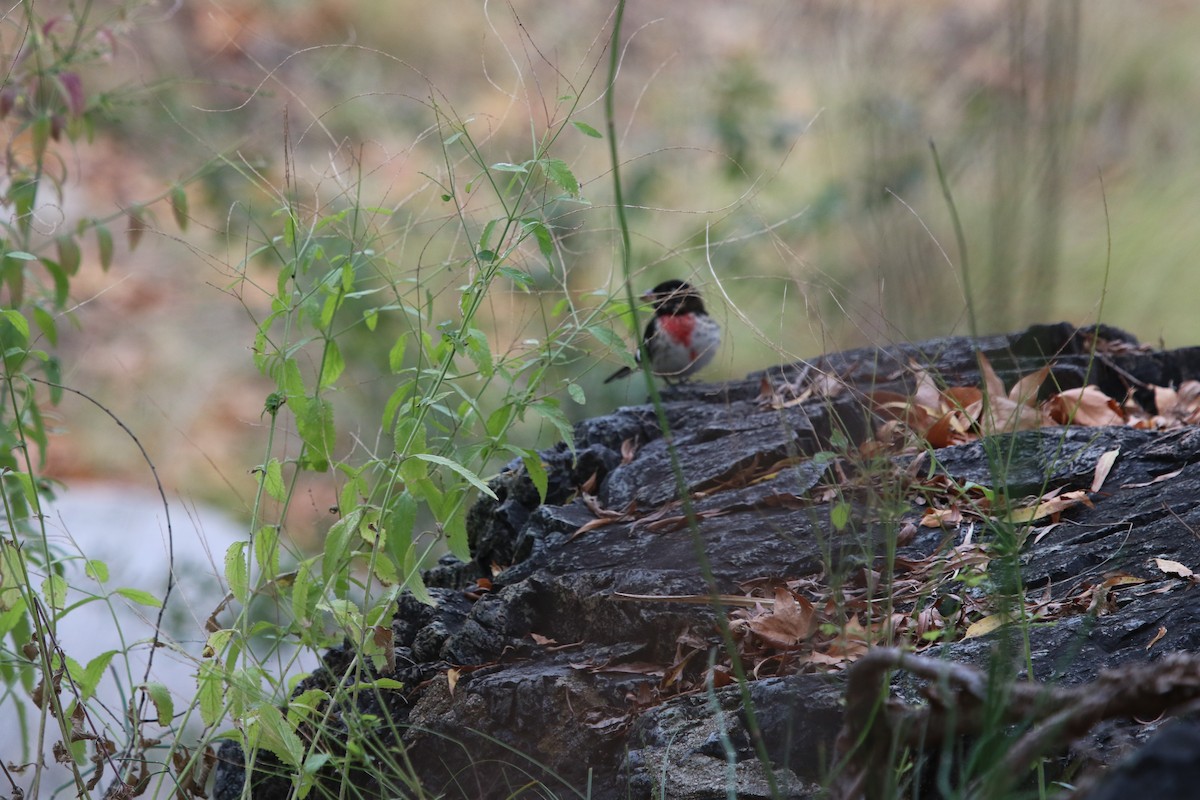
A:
[213,324,1200,800]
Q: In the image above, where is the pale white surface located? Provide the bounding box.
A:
[0,485,277,798]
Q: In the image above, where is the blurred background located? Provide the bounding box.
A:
[18,0,1200,528]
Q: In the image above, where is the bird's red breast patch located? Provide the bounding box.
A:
[657,313,695,348]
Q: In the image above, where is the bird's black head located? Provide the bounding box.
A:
[646,280,706,316]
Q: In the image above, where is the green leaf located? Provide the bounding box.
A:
[393,414,426,456]
[224,541,249,605]
[262,458,285,502]
[296,397,335,472]
[247,703,304,768]
[170,185,189,231]
[95,224,113,271]
[586,323,627,353]
[78,650,117,699]
[291,563,314,627]
[830,501,851,532]
[41,574,67,610]
[4,251,37,261]
[363,308,379,331]
[490,161,529,173]
[127,205,146,251]
[31,115,50,163]
[55,236,81,274]
[401,541,435,605]
[1,309,30,344]
[141,681,174,726]
[39,257,69,308]
[442,512,469,562]
[388,335,407,373]
[525,219,554,259]
[463,327,493,378]
[318,339,344,389]
[31,306,57,346]
[84,559,109,583]
[196,662,224,726]
[498,266,535,290]
[522,451,548,504]
[410,454,497,499]
[542,158,580,197]
[479,218,498,251]
[566,382,586,405]
[571,120,603,138]
[115,587,163,608]
[323,510,357,571]
[254,525,280,578]
[530,398,575,449]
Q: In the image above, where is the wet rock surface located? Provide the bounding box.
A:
[214,324,1200,799]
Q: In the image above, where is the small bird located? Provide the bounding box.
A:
[604,280,721,384]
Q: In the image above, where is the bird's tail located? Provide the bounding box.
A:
[603,366,633,384]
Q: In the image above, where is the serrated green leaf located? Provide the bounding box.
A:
[479,218,498,251]
[291,563,313,627]
[247,703,304,768]
[224,541,249,605]
[41,574,67,610]
[323,510,357,571]
[521,218,554,259]
[567,382,586,405]
[587,323,627,352]
[254,525,280,577]
[196,662,223,726]
[296,397,335,472]
[531,398,575,450]
[498,266,535,289]
[463,327,493,378]
[319,339,344,389]
[115,587,163,608]
[410,453,497,499]
[141,681,174,726]
[542,158,580,197]
[393,414,426,455]
[78,650,116,699]
[262,458,285,502]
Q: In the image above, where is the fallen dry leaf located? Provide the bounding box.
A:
[1145,626,1167,650]
[1090,449,1120,493]
[1007,490,1093,524]
[1154,557,1195,579]
[747,588,818,649]
[1047,386,1126,426]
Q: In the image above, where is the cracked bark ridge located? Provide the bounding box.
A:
[212,323,1200,800]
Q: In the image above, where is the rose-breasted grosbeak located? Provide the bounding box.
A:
[604,279,721,384]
